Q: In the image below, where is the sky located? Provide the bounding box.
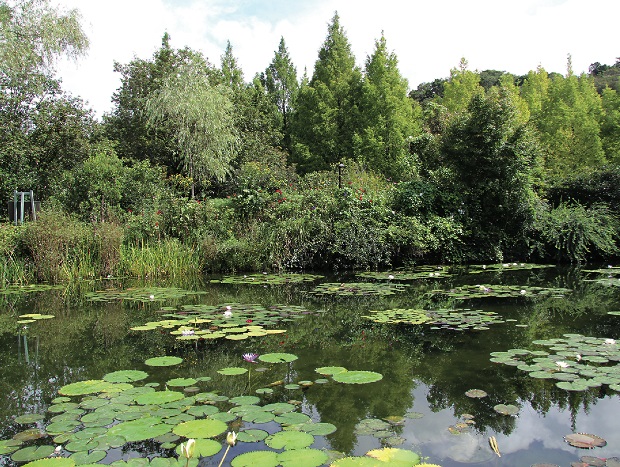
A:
[52,0,620,118]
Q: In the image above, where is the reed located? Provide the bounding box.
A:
[118,238,201,278]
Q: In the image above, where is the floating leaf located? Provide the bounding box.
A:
[564,433,607,449]
[144,356,183,367]
[332,371,383,384]
[58,380,117,396]
[22,460,76,467]
[493,404,519,416]
[230,450,279,467]
[465,389,488,398]
[315,366,347,376]
[134,391,184,405]
[11,446,56,462]
[236,429,269,443]
[265,431,314,450]
[172,419,228,439]
[278,448,329,467]
[108,416,171,442]
[259,353,298,363]
[366,448,421,464]
[103,370,149,383]
[216,367,248,376]
[14,414,45,424]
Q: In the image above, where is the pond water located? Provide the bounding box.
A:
[1,264,619,467]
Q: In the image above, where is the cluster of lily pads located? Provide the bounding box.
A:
[85,287,206,304]
[130,303,324,342]
[0,351,445,467]
[363,307,505,331]
[209,273,324,285]
[17,313,55,325]
[430,284,571,300]
[467,263,553,273]
[490,334,620,392]
[357,266,451,281]
[0,284,62,296]
[307,282,409,297]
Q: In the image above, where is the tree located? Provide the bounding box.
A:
[263,37,298,153]
[536,70,605,178]
[441,91,539,261]
[0,0,89,203]
[105,34,219,173]
[290,12,361,172]
[600,86,620,163]
[146,58,237,198]
[353,33,419,180]
[439,58,483,114]
[221,40,244,90]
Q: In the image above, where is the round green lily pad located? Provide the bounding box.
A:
[107,416,171,442]
[265,431,315,450]
[564,433,607,448]
[465,389,488,398]
[259,353,298,363]
[69,450,107,464]
[166,378,198,387]
[174,438,222,457]
[58,380,116,396]
[144,356,183,367]
[332,371,383,384]
[11,445,56,462]
[103,370,149,383]
[229,396,260,406]
[216,367,248,376]
[493,404,519,416]
[288,422,338,436]
[366,447,421,464]
[14,414,45,424]
[278,448,329,467]
[23,459,76,467]
[134,391,184,405]
[237,429,269,443]
[172,419,228,438]
[315,366,347,376]
[230,450,279,467]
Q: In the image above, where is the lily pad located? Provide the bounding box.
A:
[366,447,421,464]
[11,445,56,462]
[465,389,488,398]
[108,416,171,442]
[278,448,329,467]
[564,433,607,449]
[216,367,248,376]
[172,419,228,438]
[134,391,184,405]
[259,353,298,363]
[14,413,45,424]
[23,460,76,467]
[265,431,315,450]
[332,371,383,384]
[144,356,183,367]
[103,370,149,383]
[236,429,269,443]
[230,450,279,467]
[58,380,117,396]
[493,404,519,416]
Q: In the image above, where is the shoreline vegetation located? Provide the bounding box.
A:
[1,4,620,285]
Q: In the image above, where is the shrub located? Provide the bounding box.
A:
[0,223,31,285]
[531,201,619,263]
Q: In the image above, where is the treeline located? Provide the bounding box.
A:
[1,1,620,283]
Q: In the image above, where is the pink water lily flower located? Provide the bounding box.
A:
[243,353,259,363]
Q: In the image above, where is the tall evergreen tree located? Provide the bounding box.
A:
[440,58,483,114]
[536,69,605,179]
[221,40,244,90]
[354,33,419,180]
[290,12,361,173]
[263,37,298,154]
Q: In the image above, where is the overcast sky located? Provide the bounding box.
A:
[52,0,620,118]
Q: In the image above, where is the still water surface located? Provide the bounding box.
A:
[0,265,619,466]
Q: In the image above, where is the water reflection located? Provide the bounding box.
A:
[0,266,618,465]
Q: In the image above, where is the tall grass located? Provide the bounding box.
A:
[119,239,201,278]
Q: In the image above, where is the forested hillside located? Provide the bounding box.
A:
[2,1,620,283]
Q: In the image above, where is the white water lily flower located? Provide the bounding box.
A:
[555,361,569,369]
[226,431,237,447]
[387,274,394,280]
[181,439,195,459]
[224,310,233,318]
[605,338,616,345]
[576,354,582,361]
[181,329,195,336]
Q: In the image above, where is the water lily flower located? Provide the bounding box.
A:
[181,438,196,459]
[520,290,526,295]
[223,310,232,318]
[556,361,569,369]
[576,354,582,361]
[149,294,155,300]
[387,274,394,280]
[605,338,616,345]
[243,353,259,363]
[482,265,486,269]
[226,431,237,447]
[181,329,195,336]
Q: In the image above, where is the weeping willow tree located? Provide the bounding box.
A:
[146,58,237,198]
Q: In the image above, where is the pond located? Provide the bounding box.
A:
[0,264,619,467]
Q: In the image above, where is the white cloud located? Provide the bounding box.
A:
[53,0,620,117]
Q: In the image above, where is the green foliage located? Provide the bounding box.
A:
[20,210,108,282]
[354,34,420,180]
[146,57,237,197]
[119,238,200,278]
[0,224,31,285]
[290,12,361,172]
[531,201,618,263]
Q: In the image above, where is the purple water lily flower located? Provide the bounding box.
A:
[243,353,259,363]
